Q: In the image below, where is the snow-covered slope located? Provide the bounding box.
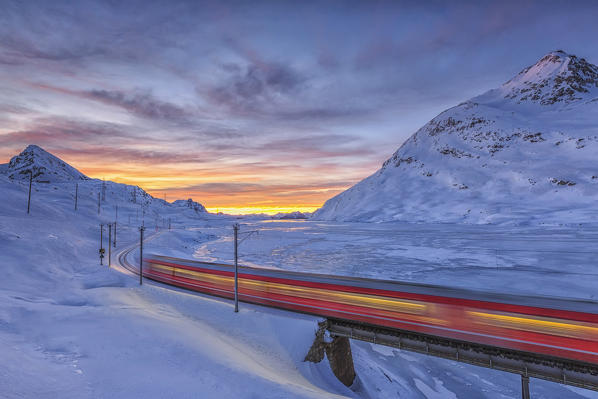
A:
[0,145,210,221]
[172,198,207,214]
[0,174,351,398]
[314,51,598,224]
[2,144,90,182]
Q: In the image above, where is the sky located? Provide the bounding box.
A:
[1,0,597,214]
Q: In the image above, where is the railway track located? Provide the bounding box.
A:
[114,231,161,276]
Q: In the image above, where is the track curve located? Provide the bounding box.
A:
[114,230,161,277]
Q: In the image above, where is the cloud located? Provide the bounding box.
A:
[86,89,191,122]
[0,0,198,67]
[0,35,107,64]
[54,146,214,165]
[253,134,377,160]
[0,103,35,114]
[0,117,219,165]
[180,182,264,194]
[167,180,355,198]
[204,59,375,122]
[27,82,196,124]
[206,60,305,114]
[0,118,132,146]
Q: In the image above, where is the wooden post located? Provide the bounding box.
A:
[107,223,112,267]
[99,224,104,265]
[139,226,145,285]
[114,205,118,247]
[27,171,32,214]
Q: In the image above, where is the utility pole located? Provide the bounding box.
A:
[27,170,32,214]
[234,223,239,313]
[139,226,145,285]
[114,205,118,248]
[97,192,101,215]
[74,183,78,211]
[99,224,104,265]
[231,225,259,313]
[107,223,112,267]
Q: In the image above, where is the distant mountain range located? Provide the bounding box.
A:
[314,51,598,225]
[0,145,308,220]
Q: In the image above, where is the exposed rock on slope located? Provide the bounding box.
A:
[272,211,311,219]
[314,51,598,224]
[2,145,89,182]
[172,198,207,213]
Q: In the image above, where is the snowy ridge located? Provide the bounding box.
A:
[0,145,210,218]
[2,144,90,182]
[314,51,598,224]
[172,198,207,213]
[272,211,311,219]
[498,50,598,106]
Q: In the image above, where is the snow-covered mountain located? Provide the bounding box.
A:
[314,51,598,224]
[272,211,311,220]
[2,144,89,182]
[172,198,207,213]
[0,145,210,218]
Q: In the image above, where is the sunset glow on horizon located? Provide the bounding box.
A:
[1,1,596,214]
[204,206,320,216]
[48,151,358,213]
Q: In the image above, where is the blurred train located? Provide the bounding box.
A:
[144,255,598,365]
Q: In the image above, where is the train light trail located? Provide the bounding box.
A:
[144,255,598,366]
[467,311,598,340]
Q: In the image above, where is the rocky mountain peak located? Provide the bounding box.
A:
[172,198,207,213]
[3,144,89,182]
[315,50,598,224]
[501,50,598,105]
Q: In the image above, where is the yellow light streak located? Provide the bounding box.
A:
[467,311,598,339]
[150,264,427,315]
